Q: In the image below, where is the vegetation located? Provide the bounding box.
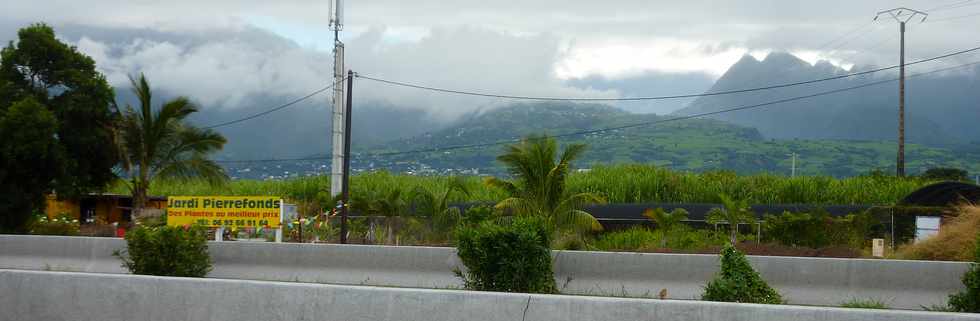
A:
[454,216,557,294]
[412,176,470,241]
[762,211,873,249]
[485,135,605,233]
[351,187,408,244]
[897,205,980,262]
[118,165,934,207]
[920,167,969,182]
[643,208,689,248]
[840,298,889,309]
[369,103,980,178]
[706,194,756,246]
[702,245,782,304]
[948,232,980,312]
[115,74,228,219]
[114,225,212,277]
[0,24,118,232]
[29,213,80,236]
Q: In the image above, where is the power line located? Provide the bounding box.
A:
[928,0,972,11]
[930,11,980,22]
[215,59,980,164]
[363,59,980,158]
[929,0,979,12]
[202,78,346,129]
[354,43,980,102]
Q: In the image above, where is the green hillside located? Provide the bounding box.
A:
[360,102,980,177]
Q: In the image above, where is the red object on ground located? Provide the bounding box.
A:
[116,227,126,238]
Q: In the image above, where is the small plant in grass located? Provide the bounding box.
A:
[840,298,888,309]
[948,232,980,312]
[114,225,211,277]
[702,245,782,304]
[454,216,557,294]
[643,207,689,248]
[706,194,756,246]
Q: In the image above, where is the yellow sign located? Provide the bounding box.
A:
[166,196,281,228]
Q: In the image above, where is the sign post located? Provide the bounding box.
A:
[166,196,282,242]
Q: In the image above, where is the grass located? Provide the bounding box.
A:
[118,164,936,206]
[895,205,980,262]
[840,298,889,309]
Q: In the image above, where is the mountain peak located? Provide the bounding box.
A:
[760,51,810,69]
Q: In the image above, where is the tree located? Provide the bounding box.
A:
[412,176,470,240]
[484,134,605,233]
[351,187,408,244]
[0,23,118,232]
[116,74,227,218]
[706,194,756,246]
[643,207,689,248]
[0,98,60,231]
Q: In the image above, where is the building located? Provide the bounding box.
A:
[45,193,167,224]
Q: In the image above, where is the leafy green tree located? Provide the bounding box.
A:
[706,194,756,246]
[115,74,227,217]
[643,207,689,248]
[0,98,60,231]
[412,176,470,239]
[0,23,118,231]
[485,134,605,233]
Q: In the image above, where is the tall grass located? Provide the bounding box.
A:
[117,164,934,206]
[896,205,980,262]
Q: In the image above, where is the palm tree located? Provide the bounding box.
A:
[412,176,470,240]
[484,134,605,233]
[643,208,689,248]
[116,74,227,218]
[706,194,755,246]
[352,188,407,244]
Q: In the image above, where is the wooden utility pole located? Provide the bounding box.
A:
[875,7,927,177]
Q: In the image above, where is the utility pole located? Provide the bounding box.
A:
[787,153,798,178]
[875,7,927,177]
[340,70,353,244]
[328,0,349,243]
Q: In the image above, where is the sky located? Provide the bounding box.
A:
[2,0,979,118]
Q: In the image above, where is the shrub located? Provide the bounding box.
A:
[840,298,888,309]
[592,227,659,251]
[702,245,782,304]
[454,216,557,293]
[29,213,79,236]
[920,167,968,182]
[948,232,980,312]
[762,210,873,249]
[897,205,980,261]
[114,225,212,277]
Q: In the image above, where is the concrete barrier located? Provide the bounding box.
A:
[2,270,977,321]
[0,235,969,309]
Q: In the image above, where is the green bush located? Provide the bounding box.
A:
[114,225,212,277]
[762,211,873,249]
[702,245,782,304]
[592,227,659,251]
[949,233,980,312]
[30,213,79,236]
[454,216,557,294]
